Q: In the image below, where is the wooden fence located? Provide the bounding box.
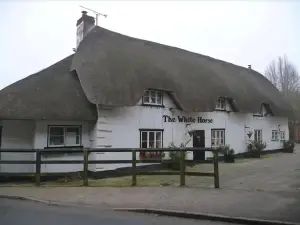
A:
[0,148,219,188]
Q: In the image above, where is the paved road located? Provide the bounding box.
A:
[0,199,235,225]
[186,145,300,191]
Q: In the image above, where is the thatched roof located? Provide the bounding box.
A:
[0,55,97,120]
[71,26,293,117]
[0,25,292,120]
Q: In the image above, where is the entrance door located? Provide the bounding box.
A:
[193,130,205,160]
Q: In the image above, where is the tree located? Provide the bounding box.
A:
[265,55,300,139]
[265,55,299,97]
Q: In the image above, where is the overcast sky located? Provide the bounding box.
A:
[0,0,299,90]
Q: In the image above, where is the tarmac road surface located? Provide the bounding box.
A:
[0,198,238,225]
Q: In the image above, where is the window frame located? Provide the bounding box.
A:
[47,125,82,148]
[254,129,263,142]
[215,97,226,111]
[271,130,279,141]
[211,129,226,148]
[280,131,285,142]
[142,90,164,107]
[139,129,164,159]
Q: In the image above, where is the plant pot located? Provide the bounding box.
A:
[224,154,235,163]
[250,151,261,158]
[282,146,294,153]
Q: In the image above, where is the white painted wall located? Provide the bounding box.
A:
[95,93,289,171]
[88,123,97,172]
[0,94,289,173]
[33,120,94,173]
[0,120,35,173]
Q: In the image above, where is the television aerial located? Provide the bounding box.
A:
[80,5,107,26]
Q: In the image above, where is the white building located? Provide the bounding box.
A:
[0,11,292,173]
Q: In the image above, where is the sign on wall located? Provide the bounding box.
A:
[162,115,213,123]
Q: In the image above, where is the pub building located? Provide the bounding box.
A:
[0,11,292,173]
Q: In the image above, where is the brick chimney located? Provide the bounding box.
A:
[76,11,95,47]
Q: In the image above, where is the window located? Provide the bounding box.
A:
[48,126,81,147]
[211,129,225,147]
[216,98,226,110]
[280,131,285,141]
[271,130,279,141]
[140,130,163,159]
[254,129,262,142]
[253,104,271,117]
[142,90,163,106]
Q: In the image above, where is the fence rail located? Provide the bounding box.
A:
[0,148,219,188]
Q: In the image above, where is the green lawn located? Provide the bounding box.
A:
[0,154,275,188]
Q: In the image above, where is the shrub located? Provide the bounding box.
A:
[217,145,235,156]
[247,140,266,158]
[217,145,235,163]
[167,142,188,170]
[247,140,266,152]
[283,140,294,148]
[283,140,295,153]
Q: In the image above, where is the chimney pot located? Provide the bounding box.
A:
[248,65,252,69]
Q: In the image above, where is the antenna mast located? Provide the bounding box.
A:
[80,5,107,26]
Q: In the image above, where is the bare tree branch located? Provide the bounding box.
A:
[265,60,277,88]
[265,55,299,97]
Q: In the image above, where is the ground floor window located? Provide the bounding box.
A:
[271,130,279,141]
[139,129,164,159]
[48,125,81,147]
[211,129,225,147]
[280,131,285,141]
[254,129,262,142]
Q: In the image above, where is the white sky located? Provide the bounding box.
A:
[0,0,299,90]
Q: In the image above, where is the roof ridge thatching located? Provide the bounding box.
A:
[81,26,268,79]
[71,26,293,117]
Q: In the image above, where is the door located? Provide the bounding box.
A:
[193,130,205,160]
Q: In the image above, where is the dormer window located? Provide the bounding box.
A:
[216,97,226,110]
[253,103,272,117]
[143,90,163,106]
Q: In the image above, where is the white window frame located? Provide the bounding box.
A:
[211,129,225,148]
[280,131,285,141]
[215,98,226,110]
[48,125,81,147]
[254,129,262,142]
[140,130,163,148]
[140,130,163,158]
[271,130,279,141]
[142,90,163,106]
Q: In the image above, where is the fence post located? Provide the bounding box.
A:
[83,148,89,187]
[213,151,220,188]
[180,150,185,186]
[35,150,41,187]
[132,149,137,186]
